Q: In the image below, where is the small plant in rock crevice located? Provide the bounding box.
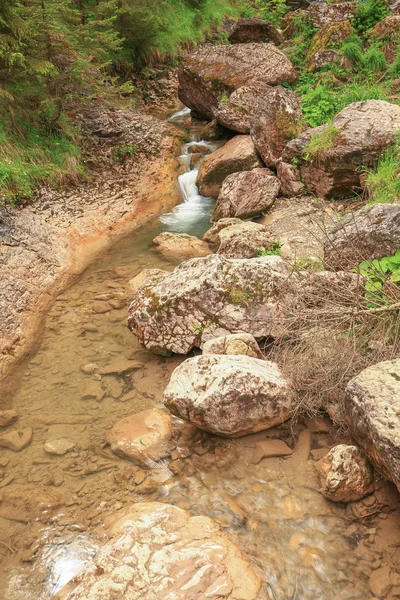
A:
[256,241,283,256]
[302,123,341,162]
[357,250,400,308]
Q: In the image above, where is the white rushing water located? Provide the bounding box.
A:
[159,107,221,236]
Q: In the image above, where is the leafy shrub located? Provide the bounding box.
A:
[255,0,288,28]
[362,47,387,71]
[341,36,363,64]
[358,250,400,307]
[352,0,390,34]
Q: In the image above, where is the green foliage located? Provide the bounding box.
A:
[341,35,363,64]
[256,241,283,256]
[352,0,389,35]
[303,123,341,161]
[112,144,137,163]
[358,250,400,307]
[365,134,400,204]
[389,49,400,78]
[362,47,387,72]
[254,0,288,28]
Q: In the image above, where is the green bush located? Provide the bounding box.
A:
[256,241,283,256]
[341,36,363,64]
[352,0,390,34]
[358,250,400,308]
[362,47,387,72]
[365,135,400,204]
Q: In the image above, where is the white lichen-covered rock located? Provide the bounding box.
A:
[212,168,280,221]
[202,333,264,359]
[106,408,174,466]
[127,268,168,296]
[308,2,356,27]
[178,43,298,120]
[196,135,262,198]
[205,219,272,258]
[55,502,265,600]
[163,354,293,437]
[152,232,211,261]
[317,445,374,503]
[346,359,400,492]
[128,254,293,355]
[324,203,400,270]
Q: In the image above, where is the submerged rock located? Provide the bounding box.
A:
[346,359,400,492]
[196,135,262,197]
[107,407,174,466]
[202,333,264,359]
[324,203,400,270]
[44,438,75,456]
[212,168,280,221]
[283,100,400,198]
[317,445,374,502]
[178,43,298,119]
[228,17,284,45]
[251,439,293,464]
[0,410,18,427]
[55,502,264,599]
[152,232,211,261]
[0,427,32,452]
[164,355,293,437]
[0,485,70,522]
[128,254,293,355]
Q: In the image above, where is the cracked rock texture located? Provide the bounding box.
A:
[317,444,374,502]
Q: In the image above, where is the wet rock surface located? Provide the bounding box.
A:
[317,445,374,503]
[212,168,280,220]
[128,254,293,354]
[346,359,400,492]
[196,135,262,197]
[178,43,298,119]
[55,502,264,600]
[163,354,293,437]
[152,231,211,261]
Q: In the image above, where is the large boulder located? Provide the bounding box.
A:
[202,332,264,359]
[163,355,293,437]
[55,503,264,600]
[215,83,300,135]
[196,135,262,197]
[283,100,400,199]
[307,2,356,27]
[178,44,298,120]
[204,218,272,258]
[324,203,400,270]
[212,168,280,221]
[128,254,293,355]
[316,445,374,503]
[249,88,303,166]
[370,15,400,40]
[228,18,284,45]
[152,232,211,261]
[346,359,400,492]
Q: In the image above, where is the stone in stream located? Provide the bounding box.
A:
[212,168,280,221]
[0,427,32,452]
[99,358,144,376]
[345,359,400,492]
[44,437,75,456]
[202,333,264,360]
[251,440,293,464]
[196,135,262,198]
[54,502,263,600]
[0,410,18,427]
[323,203,400,270]
[128,254,294,355]
[152,232,211,261]
[106,407,175,466]
[81,381,105,402]
[163,355,293,437]
[228,17,284,45]
[127,268,168,296]
[178,43,298,120]
[0,484,70,522]
[316,445,374,503]
[283,100,400,199]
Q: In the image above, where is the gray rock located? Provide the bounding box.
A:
[212,168,280,221]
[324,203,400,270]
[346,359,400,492]
[283,100,400,198]
[163,354,293,437]
[196,135,262,197]
[308,2,356,27]
[128,254,293,355]
[317,444,374,502]
[178,43,298,120]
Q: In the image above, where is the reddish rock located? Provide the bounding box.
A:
[276,159,305,197]
[178,43,298,119]
[228,18,284,45]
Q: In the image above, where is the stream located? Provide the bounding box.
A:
[0,108,398,600]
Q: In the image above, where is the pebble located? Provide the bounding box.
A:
[0,427,33,451]
[80,363,98,374]
[44,438,75,455]
[81,381,105,401]
[0,410,19,427]
[92,301,111,314]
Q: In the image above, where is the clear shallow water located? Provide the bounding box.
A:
[0,108,397,600]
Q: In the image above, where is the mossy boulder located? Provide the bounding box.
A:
[281,10,308,39]
[306,21,354,71]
